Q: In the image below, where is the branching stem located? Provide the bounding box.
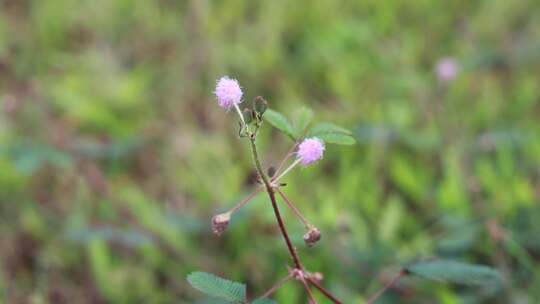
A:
[272,158,301,184]
[236,108,341,303]
[248,135,302,269]
[258,273,293,300]
[276,188,311,228]
[300,276,317,304]
[366,270,405,304]
[228,188,263,214]
[272,143,298,180]
[307,277,343,304]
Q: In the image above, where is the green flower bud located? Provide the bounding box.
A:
[267,166,276,178]
[253,96,268,116]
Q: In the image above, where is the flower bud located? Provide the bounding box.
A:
[303,226,321,247]
[253,96,267,116]
[291,268,304,280]
[310,272,324,283]
[267,166,276,178]
[212,212,231,236]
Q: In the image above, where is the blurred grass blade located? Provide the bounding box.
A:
[308,122,356,145]
[354,124,396,144]
[66,226,153,247]
[405,260,501,286]
[187,271,246,303]
[264,109,295,140]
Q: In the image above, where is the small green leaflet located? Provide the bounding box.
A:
[292,106,314,139]
[264,108,354,145]
[308,122,356,145]
[405,260,501,286]
[264,109,295,140]
[187,272,246,303]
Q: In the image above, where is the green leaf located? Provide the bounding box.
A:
[292,106,314,139]
[252,299,277,304]
[405,260,501,286]
[264,109,295,140]
[308,122,356,145]
[187,271,246,303]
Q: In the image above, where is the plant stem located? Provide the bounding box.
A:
[366,270,405,304]
[228,187,263,214]
[300,277,317,304]
[272,158,301,183]
[276,188,311,228]
[248,135,302,269]
[272,143,298,180]
[307,277,342,304]
[233,103,248,132]
[258,273,293,300]
[245,127,342,304]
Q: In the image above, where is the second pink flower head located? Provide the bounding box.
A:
[297,137,325,166]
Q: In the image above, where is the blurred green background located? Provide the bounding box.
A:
[1,0,540,303]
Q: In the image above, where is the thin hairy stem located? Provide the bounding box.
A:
[307,277,342,304]
[272,158,301,184]
[233,103,248,132]
[276,188,311,228]
[248,135,302,269]
[272,143,298,180]
[300,277,317,304]
[241,115,343,303]
[229,187,263,213]
[258,273,293,300]
[267,185,302,269]
[366,270,405,304]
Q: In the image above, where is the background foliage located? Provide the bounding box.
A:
[1,0,540,303]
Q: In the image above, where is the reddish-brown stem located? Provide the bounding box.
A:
[266,188,302,269]
[258,273,293,300]
[366,270,405,304]
[300,277,317,304]
[307,277,342,304]
[276,188,310,228]
[249,136,302,270]
[248,133,342,303]
[229,187,263,213]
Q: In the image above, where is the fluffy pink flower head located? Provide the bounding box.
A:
[297,137,325,166]
[435,57,459,82]
[214,76,243,109]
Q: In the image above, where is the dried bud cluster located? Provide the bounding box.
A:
[310,272,324,283]
[303,226,321,247]
[212,212,231,236]
[291,268,305,280]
